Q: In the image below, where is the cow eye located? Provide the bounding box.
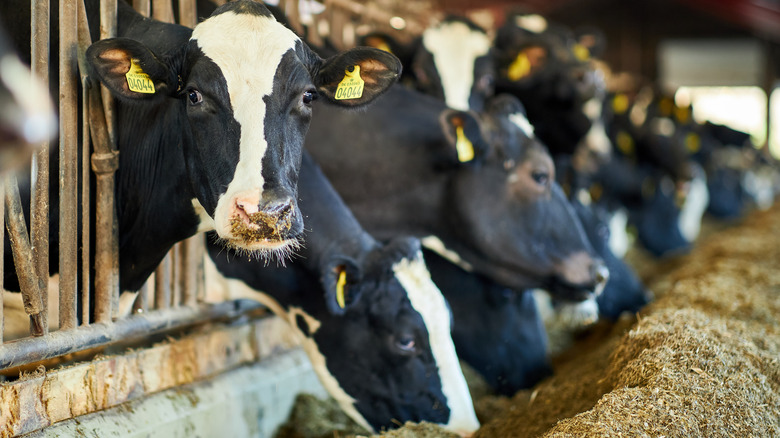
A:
[187,89,202,105]
[394,335,417,354]
[531,171,549,185]
[302,89,318,105]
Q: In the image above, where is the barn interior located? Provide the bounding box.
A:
[0,0,778,437]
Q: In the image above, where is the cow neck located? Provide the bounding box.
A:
[114,100,200,293]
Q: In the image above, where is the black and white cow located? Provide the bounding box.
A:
[2,0,400,297]
[206,152,479,434]
[408,16,495,112]
[0,22,57,173]
[422,248,552,396]
[306,86,608,302]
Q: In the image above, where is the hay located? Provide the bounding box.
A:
[274,393,369,438]
[278,205,780,438]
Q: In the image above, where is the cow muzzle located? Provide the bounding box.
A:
[550,253,609,302]
[226,191,302,252]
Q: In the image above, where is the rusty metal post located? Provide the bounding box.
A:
[59,0,79,330]
[81,79,91,325]
[133,0,151,17]
[155,254,171,310]
[1,180,4,343]
[170,246,181,307]
[285,0,305,37]
[179,236,203,307]
[31,0,51,336]
[87,83,119,323]
[4,176,46,336]
[152,0,174,23]
[178,0,197,28]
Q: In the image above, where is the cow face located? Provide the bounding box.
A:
[423,249,552,396]
[442,95,609,302]
[306,238,478,434]
[86,1,400,258]
[0,26,57,173]
[413,17,494,111]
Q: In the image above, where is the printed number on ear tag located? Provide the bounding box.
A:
[455,125,475,162]
[508,52,531,81]
[125,59,155,94]
[336,270,348,309]
[335,65,364,100]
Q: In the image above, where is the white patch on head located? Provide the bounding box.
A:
[608,207,630,258]
[508,111,535,139]
[678,167,709,242]
[202,254,373,432]
[192,198,216,233]
[422,21,490,111]
[581,97,611,156]
[743,167,776,210]
[393,252,480,435]
[531,288,599,356]
[420,235,473,272]
[192,10,300,240]
[513,14,548,33]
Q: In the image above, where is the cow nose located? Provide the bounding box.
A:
[231,192,301,241]
[592,260,610,296]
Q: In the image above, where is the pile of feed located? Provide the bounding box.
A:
[276,204,780,437]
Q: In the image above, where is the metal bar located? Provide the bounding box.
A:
[180,236,202,307]
[170,246,181,307]
[178,0,197,28]
[0,300,263,371]
[31,0,51,336]
[59,0,79,330]
[4,176,46,336]
[133,0,151,17]
[325,0,424,34]
[81,78,91,325]
[155,253,171,310]
[87,82,119,323]
[286,0,305,37]
[152,0,174,23]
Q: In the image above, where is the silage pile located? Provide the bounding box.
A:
[275,205,780,437]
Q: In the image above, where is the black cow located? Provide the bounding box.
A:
[0,22,57,173]
[206,152,479,434]
[2,0,400,295]
[422,248,552,396]
[306,86,608,302]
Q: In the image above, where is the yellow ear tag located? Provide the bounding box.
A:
[335,65,365,100]
[455,125,475,162]
[616,130,635,156]
[507,52,531,81]
[125,59,156,94]
[675,106,691,124]
[376,41,393,54]
[685,132,701,154]
[573,43,590,61]
[612,93,630,115]
[336,270,347,309]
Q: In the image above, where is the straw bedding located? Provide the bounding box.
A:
[276,204,780,437]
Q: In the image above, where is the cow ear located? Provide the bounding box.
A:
[439,110,488,165]
[314,47,402,107]
[86,38,176,100]
[321,258,363,315]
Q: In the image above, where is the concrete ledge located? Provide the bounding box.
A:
[21,348,327,438]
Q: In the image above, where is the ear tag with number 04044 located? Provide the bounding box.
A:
[455,125,475,162]
[125,59,155,94]
[336,270,348,309]
[507,52,531,81]
[335,65,364,100]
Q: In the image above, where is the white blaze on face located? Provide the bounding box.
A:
[393,252,480,435]
[678,167,709,242]
[608,207,630,258]
[422,21,490,111]
[582,97,611,156]
[509,111,536,139]
[191,11,300,239]
[420,235,474,272]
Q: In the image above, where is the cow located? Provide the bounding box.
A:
[306,86,608,303]
[2,0,401,298]
[422,248,552,396]
[0,22,57,173]
[205,152,479,435]
[407,16,495,112]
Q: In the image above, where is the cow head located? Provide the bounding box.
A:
[86,1,400,258]
[411,17,494,111]
[0,25,57,173]
[436,95,609,302]
[423,248,552,396]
